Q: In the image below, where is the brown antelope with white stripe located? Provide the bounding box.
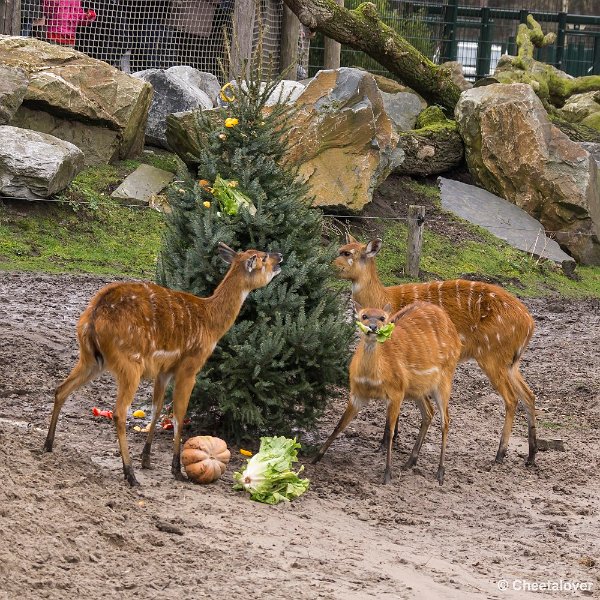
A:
[313,301,461,485]
[43,243,283,486]
[335,234,537,466]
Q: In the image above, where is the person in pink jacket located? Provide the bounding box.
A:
[42,0,96,46]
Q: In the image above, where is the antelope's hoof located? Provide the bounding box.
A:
[436,467,445,486]
[402,457,417,471]
[172,469,186,482]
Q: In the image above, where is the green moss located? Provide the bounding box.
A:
[415,105,446,128]
[581,111,600,132]
[0,159,169,277]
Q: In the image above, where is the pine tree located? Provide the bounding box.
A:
[157,52,353,441]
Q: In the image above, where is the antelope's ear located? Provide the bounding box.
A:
[353,301,363,317]
[365,238,382,258]
[217,242,237,264]
[383,303,392,314]
[245,254,258,273]
[345,231,358,244]
[389,310,404,323]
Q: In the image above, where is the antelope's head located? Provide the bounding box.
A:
[334,233,382,282]
[218,242,283,291]
[354,302,396,344]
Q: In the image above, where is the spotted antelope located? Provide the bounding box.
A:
[43,243,283,486]
[335,234,538,465]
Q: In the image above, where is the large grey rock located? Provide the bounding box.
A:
[264,80,305,106]
[11,106,121,166]
[439,177,575,266]
[111,163,174,206]
[0,66,29,125]
[166,67,221,106]
[0,126,84,199]
[455,83,600,265]
[0,35,152,163]
[380,91,426,132]
[133,66,214,148]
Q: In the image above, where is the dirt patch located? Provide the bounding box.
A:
[1,271,599,599]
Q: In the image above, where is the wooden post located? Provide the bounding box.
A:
[323,0,343,69]
[280,5,300,80]
[230,0,256,80]
[406,205,425,278]
[0,0,21,35]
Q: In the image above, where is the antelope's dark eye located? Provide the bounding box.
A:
[379,317,385,322]
[340,251,351,257]
[362,314,368,320]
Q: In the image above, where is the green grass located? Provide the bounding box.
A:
[0,153,177,278]
[374,220,600,297]
[2,158,599,298]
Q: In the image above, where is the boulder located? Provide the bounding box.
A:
[111,163,174,206]
[0,35,152,164]
[11,107,121,166]
[0,66,29,125]
[133,67,214,148]
[264,80,306,106]
[286,68,401,211]
[439,177,575,266]
[455,83,600,265]
[0,126,84,199]
[166,67,221,106]
[380,91,426,132]
[559,91,600,124]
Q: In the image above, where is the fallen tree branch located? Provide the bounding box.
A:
[282,0,462,111]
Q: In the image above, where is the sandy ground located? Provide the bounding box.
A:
[0,271,599,599]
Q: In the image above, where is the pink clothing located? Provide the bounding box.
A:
[43,0,96,45]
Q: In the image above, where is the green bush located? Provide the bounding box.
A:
[157,58,353,441]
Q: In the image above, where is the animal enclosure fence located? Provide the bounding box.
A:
[308,0,600,80]
[13,0,283,79]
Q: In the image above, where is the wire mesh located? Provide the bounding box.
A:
[18,0,283,81]
[308,0,600,81]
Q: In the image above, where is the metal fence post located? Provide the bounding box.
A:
[476,6,492,79]
[555,12,567,70]
[441,0,458,63]
[594,35,600,75]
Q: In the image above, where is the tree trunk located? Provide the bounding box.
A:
[394,126,464,176]
[281,0,462,111]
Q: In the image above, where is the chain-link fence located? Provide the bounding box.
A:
[19,0,282,79]
[308,0,600,80]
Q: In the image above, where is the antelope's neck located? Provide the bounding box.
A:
[203,268,249,340]
[352,261,389,308]
[356,338,382,378]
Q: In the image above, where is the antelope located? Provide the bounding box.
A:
[335,234,537,466]
[313,301,461,485]
[43,242,283,486]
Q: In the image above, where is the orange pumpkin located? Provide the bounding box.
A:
[181,436,231,484]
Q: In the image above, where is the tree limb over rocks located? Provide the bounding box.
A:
[494,14,600,108]
[282,0,462,111]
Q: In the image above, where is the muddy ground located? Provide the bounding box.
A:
[0,271,599,599]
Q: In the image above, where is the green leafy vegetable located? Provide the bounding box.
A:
[355,320,395,343]
[211,174,257,216]
[233,436,310,505]
[375,322,395,343]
